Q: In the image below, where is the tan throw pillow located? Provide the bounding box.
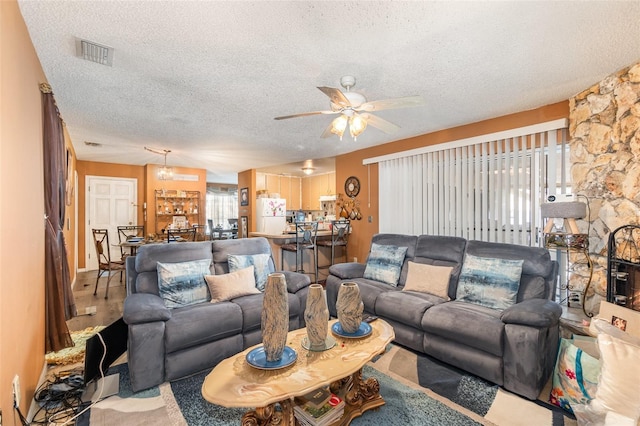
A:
[205,266,260,303]
[402,261,452,300]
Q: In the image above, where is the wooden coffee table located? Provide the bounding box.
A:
[201,318,395,425]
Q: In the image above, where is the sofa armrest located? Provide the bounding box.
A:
[328,262,365,280]
[500,298,562,327]
[279,271,311,294]
[123,293,172,325]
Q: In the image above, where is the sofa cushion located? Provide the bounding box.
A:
[231,292,301,333]
[403,261,452,299]
[164,301,243,353]
[204,266,261,303]
[363,242,408,286]
[339,278,392,314]
[414,235,466,299]
[157,258,212,308]
[371,234,418,286]
[423,301,504,357]
[211,238,275,275]
[376,291,437,328]
[456,254,523,310]
[227,253,271,290]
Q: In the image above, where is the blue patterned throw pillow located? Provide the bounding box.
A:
[157,259,212,308]
[228,253,272,291]
[455,254,523,310]
[363,243,408,286]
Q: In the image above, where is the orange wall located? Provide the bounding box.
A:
[76,160,146,269]
[144,164,207,234]
[76,161,206,268]
[237,169,256,237]
[335,101,569,263]
[0,0,48,418]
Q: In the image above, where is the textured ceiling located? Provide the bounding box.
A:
[17,1,640,183]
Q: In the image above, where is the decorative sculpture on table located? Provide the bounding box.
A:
[304,284,330,350]
[261,273,289,361]
[336,281,364,333]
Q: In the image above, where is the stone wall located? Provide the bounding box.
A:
[569,61,640,314]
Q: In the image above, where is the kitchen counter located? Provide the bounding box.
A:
[249,230,343,281]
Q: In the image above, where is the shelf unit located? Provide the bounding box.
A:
[154,189,203,234]
[607,224,640,312]
[544,232,593,317]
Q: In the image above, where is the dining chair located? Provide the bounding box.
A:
[166,227,196,242]
[317,219,351,268]
[117,225,145,259]
[280,221,318,283]
[91,228,126,299]
[207,219,214,240]
[193,224,207,241]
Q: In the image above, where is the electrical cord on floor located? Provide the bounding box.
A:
[28,332,108,426]
[30,372,85,425]
[14,399,29,426]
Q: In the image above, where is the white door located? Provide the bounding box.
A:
[86,176,137,271]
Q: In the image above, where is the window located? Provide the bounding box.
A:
[369,119,571,247]
[205,189,238,233]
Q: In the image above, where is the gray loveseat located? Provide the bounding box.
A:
[123,238,311,392]
[325,234,561,400]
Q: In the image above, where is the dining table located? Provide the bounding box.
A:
[117,238,164,256]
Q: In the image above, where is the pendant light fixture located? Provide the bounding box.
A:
[145,147,174,180]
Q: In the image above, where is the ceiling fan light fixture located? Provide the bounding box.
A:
[349,115,367,140]
[331,115,348,141]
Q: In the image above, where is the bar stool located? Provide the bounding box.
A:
[281,221,318,283]
[317,219,350,268]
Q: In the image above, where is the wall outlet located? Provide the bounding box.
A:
[353,257,358,263]
[12,375,20,408]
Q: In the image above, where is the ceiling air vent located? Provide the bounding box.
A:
[76,38,113,66]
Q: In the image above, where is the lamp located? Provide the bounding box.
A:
[349,115,367,140]
[301,160,315,175]
[330,115,348,141]
[145,147,174,180]
[330,113,368,141]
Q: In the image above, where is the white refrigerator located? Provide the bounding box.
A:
[256,198,287,235]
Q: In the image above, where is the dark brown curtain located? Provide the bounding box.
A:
[41,83,76,352]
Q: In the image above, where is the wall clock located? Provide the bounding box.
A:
[344,176,361,198]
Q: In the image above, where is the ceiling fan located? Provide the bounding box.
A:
[274,76,425,141]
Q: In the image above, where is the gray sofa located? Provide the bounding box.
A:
[325,233,561,400]
[123,238,311,392]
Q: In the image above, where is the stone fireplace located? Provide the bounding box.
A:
[569,61,640,314]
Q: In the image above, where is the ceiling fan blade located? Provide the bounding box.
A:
[361,113,400,134]
[357,95,425,112]
[317,86,351,108]
[320,121,335,139]
[274,110,337,120]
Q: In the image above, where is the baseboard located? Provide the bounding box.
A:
[27,360,49,422]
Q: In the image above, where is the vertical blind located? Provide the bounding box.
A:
[371,120,570,247]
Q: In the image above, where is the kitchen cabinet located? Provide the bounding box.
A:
[301,173,336,211]
[258,173,302,210]
[302,176,314,210]
[286,176,301,210]
[266,174,281,196]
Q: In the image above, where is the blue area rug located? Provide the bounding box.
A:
[380,344,577,426]
[81,361,482,425]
